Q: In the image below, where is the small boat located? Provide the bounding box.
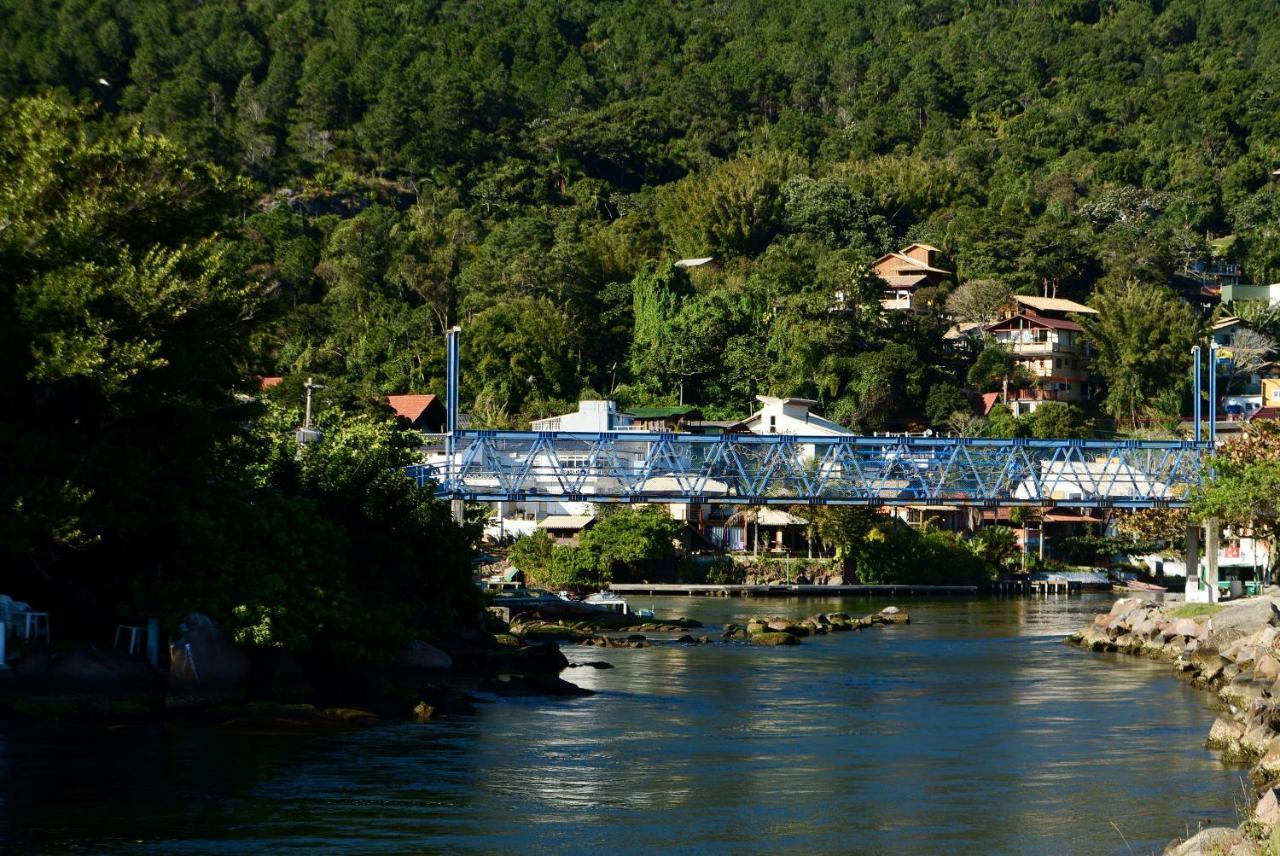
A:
[583,591,653,618]
[1123,579,1168,592]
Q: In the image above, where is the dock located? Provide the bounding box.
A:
[607,583,978,597]
[993,578,1083,595]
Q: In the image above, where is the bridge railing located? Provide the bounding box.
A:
[407,431,1208,508]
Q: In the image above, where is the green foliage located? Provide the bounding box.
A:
[1080,278,1199,429]
[1024,402,1093,439]
[580,506,682,582]
[1193,422,1280,574]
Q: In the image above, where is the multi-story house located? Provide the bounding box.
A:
[873,243,952,311]
[983,295,1097,416]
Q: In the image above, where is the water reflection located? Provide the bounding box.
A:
[0,596,1247,854]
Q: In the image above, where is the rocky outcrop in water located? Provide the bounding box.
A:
[725,608,910,644]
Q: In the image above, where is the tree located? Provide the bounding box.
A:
[1024,402,1093,439]
[579,506,681,582]
[657,149,799,257]
[925,383,970,429]
[1080,278,1199,430]
[945,279,1012,323]
[1193,422,1280,581]
[1221,326,1275,397]
[967,344,1033,402]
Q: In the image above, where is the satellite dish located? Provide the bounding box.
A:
[923,429,934,437]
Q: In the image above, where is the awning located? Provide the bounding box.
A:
[536,515,595,530]
[756,508,808,527]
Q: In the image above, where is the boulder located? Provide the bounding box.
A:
[1252,740,1280,784]
[1207,716,1246,751]
[881,605,901,615]
[1109,597,1146,616]
[746,619,769,635]
[877,609,910,624]
[394,641,454,672]
[1258,787,1280,828]
[752,632,800,646]
[47,646,157,689]
[1164,826,1259,856]
[1214,598,1280,635]
[167,614,250,709]
[1258,654,1280,683]
[323,707,379,724]
[1241,723,1276,758]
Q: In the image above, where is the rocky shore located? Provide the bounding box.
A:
[1069,596,1280,854]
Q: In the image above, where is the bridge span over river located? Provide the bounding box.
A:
[412,331,1214,511]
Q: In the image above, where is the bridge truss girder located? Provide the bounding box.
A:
[410,431,1206,509]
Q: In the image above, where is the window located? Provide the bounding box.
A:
[768,415,777,433]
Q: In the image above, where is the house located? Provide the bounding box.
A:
[387,394,447,433]
[531,400,637,432]
[1220,283,1280,306]
[627,405,703,432]
[732,396,851,438]
[873,243,952,311]
[984,295,1098,415]
[536,514,595,544]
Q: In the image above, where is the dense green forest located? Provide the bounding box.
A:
[4,0,1280,645]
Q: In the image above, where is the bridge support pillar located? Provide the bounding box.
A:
[451,499,465,526]
[1185,523,1206,603]
[1205,517,1220,601]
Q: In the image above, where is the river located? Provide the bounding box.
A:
[0,595,1245,854]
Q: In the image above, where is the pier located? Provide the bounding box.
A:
[607,583,979,597]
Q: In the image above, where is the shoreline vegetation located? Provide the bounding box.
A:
[1070,596,1280,855]
[0,602,910,727]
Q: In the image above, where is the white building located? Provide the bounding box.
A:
[531,400,637,432]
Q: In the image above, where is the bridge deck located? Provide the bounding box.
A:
[414,430,1207,508]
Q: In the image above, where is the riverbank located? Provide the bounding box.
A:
[607,582,977,597]
[1069,595,1280,854]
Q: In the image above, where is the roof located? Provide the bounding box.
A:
[756,508,808,526]
[903,242,942,253]
[1251,407,1280,422]
[980,392,1001,415]
[943,321,985,340]
[1044,512,1104,523]
[259,376,283,390]
[628,405,701,420]
[986,313,1084,333]
[880,274,929,288]
[675,257,714,268]
[1213,316,1247,331]
[536,515,595,530]
[1013,295,1098,315]
[874,252,950,275]
[387,394,441,422]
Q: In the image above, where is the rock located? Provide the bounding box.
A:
[480,674,594,697]
[412,702,436,722]
[1252,739,1280,784]
[323,707,379,724]
[1164,826,1259,856]
[1214,598,1280,635]
[1207,716,1246,750]
[877,609,910,624]
[565,660,613,669]
[1191,650,1228,683]
[675,635,696,644]
[1258,654,1280,683]
[746,619,768,635]
[1259,787,1280,828]
[751,632,800,646]
[394,641,454,671]
[1109,597,1146,616]
[881,605,901,615]
[1241,723,1276,758]
[167,614,250,709]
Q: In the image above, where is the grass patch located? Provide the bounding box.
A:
[1171,603,1224,619]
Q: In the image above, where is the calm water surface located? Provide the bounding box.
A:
[0,595,1248,854]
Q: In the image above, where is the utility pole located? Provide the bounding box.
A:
[303,377,324,429]
[297,377,325,445]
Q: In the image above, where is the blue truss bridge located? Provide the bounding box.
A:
[416,330,1212,510]
[411,430,1207,509]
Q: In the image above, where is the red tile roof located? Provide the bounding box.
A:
[985,313,1084,333]
[387,394,439,422]
[259,376,283,390]
[980,392,1001,415]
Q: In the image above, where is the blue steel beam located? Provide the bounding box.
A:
[410,430,1208,509]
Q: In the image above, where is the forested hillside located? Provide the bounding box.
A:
[4,0,1280,637]
[4,0,1278,427]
